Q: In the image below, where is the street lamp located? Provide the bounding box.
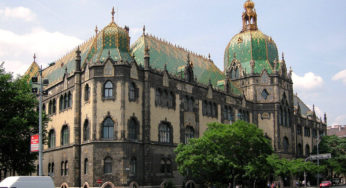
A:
[31,54,49,176]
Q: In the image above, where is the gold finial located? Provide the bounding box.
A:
[95,25,98,35]
[33,53,36,63]
[111,7,115,23]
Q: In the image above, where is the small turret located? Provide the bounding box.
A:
[324,113,327,124]
[75,46,81,72]
[144,44,150,69]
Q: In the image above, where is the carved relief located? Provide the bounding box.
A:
[207,86,213,99]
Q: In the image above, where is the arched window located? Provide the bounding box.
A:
[102,117,114,139]
[84,158,88,174]
[64,161,68,176]
[185,126,194,144]
[48,129,56,148]
[83,119,89,141]
[61,161,64,176]
[160,159,165,173]
[104,81,113,98]
[68,92,72,108]
[278,108,282,125]
[48,163,51,176]
[59,95,64,111]
[48,100,52,114]
[52,99,56,113]
[61,125,69,146]
[155,89,162,105]
[188,97,194,112]
[235,67,239,78]
[64,93,68,109]
[231,69,235,79]
[84,84,90,101]
[51,162,54,176]
[168,92,174,108]
[297,144,302,156]
[105,185,112,188]
[129,82,137,101]
[283,137,289,153]
[128,118,138,140]
[159,123,171,144]
[305,144,310,156]
[130,157,136,176]
[166,159,172,173]
[104,157,112,174]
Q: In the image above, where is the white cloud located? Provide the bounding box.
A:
[0,7,36,22]
[332,69,346,85]
[292,72,323,90]
[0,28,82,74]
[332,114,346,126]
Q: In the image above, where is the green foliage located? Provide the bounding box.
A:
[175,121,273,185]
[266,154,323,178]
[0,64,48,175]
[315,135,346,176]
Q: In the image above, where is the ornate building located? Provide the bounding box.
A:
[26,1,327,187]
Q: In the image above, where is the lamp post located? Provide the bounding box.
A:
[31,54,48,176]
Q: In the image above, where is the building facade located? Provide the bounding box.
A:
[25,1,327,188]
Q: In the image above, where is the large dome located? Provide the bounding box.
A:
[224,0,279,75]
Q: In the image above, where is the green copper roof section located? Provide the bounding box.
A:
[224,30,279,74]
[131,35,225,86]
[216,80,242,95]
[42,22,133,86]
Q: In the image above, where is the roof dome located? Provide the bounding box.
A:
[84,7,133,63]
[224,0,279,75]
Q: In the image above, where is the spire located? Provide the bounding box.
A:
[95,25,98,35]
[324,113,327,124]
[242,0,258,32]
[187,53,190,64]
[33,53,37,63]
[282,52,285,62]
[111,6,115,23]
[144,44,150,57]
[208,53,211,60]
[143,25,146,35]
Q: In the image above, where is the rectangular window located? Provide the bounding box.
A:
[304,127,310,137]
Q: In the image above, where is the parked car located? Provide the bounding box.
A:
[320,180,332,187]
[0,176,54,188]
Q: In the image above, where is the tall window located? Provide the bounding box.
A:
[61,125,69,146]
[59,95,64,111]
[64,161,68,176]
[155,89,162,105]
[130,157,136,176]
[61,162,64,176]
[83,119,89,141]
[104,81,113,98]
[84,158,88,175]
[52,99,56,113]
[160,159,165,173]
[283,137,289,153]
[168,92,174,108]
[159,123,171,144]
[297,125,302,135]
[305,144,310,156]
[104,157,112,174]
[64,93,68,109]
[102,117,114,139]
[185,126,194,144]
[48,129,56,148]
[84,84,90,101]
[128,118,138,140]
[68,92,72,108]
[297,144,303,156]
[129,82,138,101]
[48,100,52,114]
[304,127,310,137]
[166,159,172,173]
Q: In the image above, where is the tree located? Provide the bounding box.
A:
[0,63,47,176]
[315,135,346,178]
[175,121,272,187]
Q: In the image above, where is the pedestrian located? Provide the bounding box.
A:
[296,181,299,187]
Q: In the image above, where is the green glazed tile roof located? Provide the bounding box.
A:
[41,21,133,86]
[224,30,279,74]
[131,34,225,86]
[216,80,242,95]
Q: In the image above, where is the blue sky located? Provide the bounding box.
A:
[0,0,345,125]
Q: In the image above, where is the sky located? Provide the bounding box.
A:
[0,0,345,126]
